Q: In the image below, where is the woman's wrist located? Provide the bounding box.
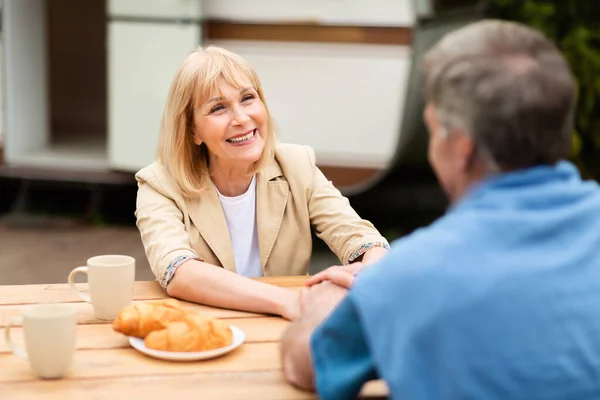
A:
[275,288,300,321]
[361,246,388,266]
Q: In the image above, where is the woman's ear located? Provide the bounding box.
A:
[190,110,203,145]
[192,130,203,146]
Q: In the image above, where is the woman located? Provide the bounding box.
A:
[135,46,389,320]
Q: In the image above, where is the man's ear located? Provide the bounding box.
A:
[453,130,477,173]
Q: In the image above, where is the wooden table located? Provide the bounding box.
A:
[0,277,388,399]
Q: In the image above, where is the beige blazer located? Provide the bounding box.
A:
[135,143,388,281]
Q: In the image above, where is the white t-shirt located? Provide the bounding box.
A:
[215,176,263,278]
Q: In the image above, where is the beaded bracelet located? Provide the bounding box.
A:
[347,241,390,264]
[160,255,201,290]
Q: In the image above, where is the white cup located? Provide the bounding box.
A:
[68,255,135,320]
[5,303,77,379]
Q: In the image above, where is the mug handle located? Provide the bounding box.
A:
[68,266,92,303]
[5,316,28,360]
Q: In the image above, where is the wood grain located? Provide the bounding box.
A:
[0,371,316,400]
[0,277,308,305]
[256,276,309,287]
[0,277,390,398]
[0,343,282,383]
[205,20,412,45]
[0,281,163,305]
[0,300,264,328]
[0,317,289,353]
[0,370,388,399]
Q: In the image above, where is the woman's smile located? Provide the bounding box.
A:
[226,129,257,146]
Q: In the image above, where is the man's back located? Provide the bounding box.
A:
[352,162,600,399]
[281,19,594,400]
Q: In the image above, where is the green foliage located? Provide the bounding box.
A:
[486,0,600,179]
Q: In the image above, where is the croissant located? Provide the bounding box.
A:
[112,298,187,338]
[144,312,233,352]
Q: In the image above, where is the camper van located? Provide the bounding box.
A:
[0,0,482,229]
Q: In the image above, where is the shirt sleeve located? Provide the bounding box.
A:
[304,145,389,265]
[310,295,378,400]
[135,176,199,282]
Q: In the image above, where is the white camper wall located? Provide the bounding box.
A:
[204,0,414,26]
[0,0,415,188]
[107,0,203,172]
[206,40,411,169]
[203,0,414,171]
[2,0,50,165]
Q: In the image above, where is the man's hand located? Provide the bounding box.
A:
[281,280,349,392]
[300,281,348,324]
[305,263,364,289]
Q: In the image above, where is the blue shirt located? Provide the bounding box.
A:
[311,162,600,399]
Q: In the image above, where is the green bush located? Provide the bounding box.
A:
[486,0,600,179]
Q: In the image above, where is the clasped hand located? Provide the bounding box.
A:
[305,262,366,289]
[299,280,348,324]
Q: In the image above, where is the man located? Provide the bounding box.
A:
[281,20,600,399]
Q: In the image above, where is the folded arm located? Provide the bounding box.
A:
[305,149,389,267]
[166,260,299,320]
[305,149,389,287]
[135,176,298,320]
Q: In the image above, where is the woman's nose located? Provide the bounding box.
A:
[232,106,250,125]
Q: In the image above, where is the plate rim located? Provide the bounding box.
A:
[128,325,245,361]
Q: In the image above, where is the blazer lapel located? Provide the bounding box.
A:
[185,175,236,273]
[256,158,289,269]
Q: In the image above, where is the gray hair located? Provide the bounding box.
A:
[422,19,575,171]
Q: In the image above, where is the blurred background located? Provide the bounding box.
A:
[0,0,597,285]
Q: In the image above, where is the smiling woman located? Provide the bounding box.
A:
[134,46,390,320]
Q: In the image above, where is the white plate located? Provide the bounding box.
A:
[128,325,245,361]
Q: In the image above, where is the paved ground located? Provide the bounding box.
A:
[0,218,154,285]
[0,216,339,286]
[0,165,444,287]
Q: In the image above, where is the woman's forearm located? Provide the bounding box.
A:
[166,260,299,320]
[361,246,388,265]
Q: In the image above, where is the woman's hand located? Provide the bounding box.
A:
[306,246,389,289]
[277,289,301,321]
[305,262,365,289]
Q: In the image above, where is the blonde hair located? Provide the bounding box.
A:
[156,46,278,197]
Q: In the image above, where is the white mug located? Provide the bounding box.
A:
[5,303,77,379]
[68,255,135,320]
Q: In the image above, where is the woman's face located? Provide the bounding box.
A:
[193,76,267,171]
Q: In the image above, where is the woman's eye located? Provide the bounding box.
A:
[210,104,225,114]
[242,94,255,102]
